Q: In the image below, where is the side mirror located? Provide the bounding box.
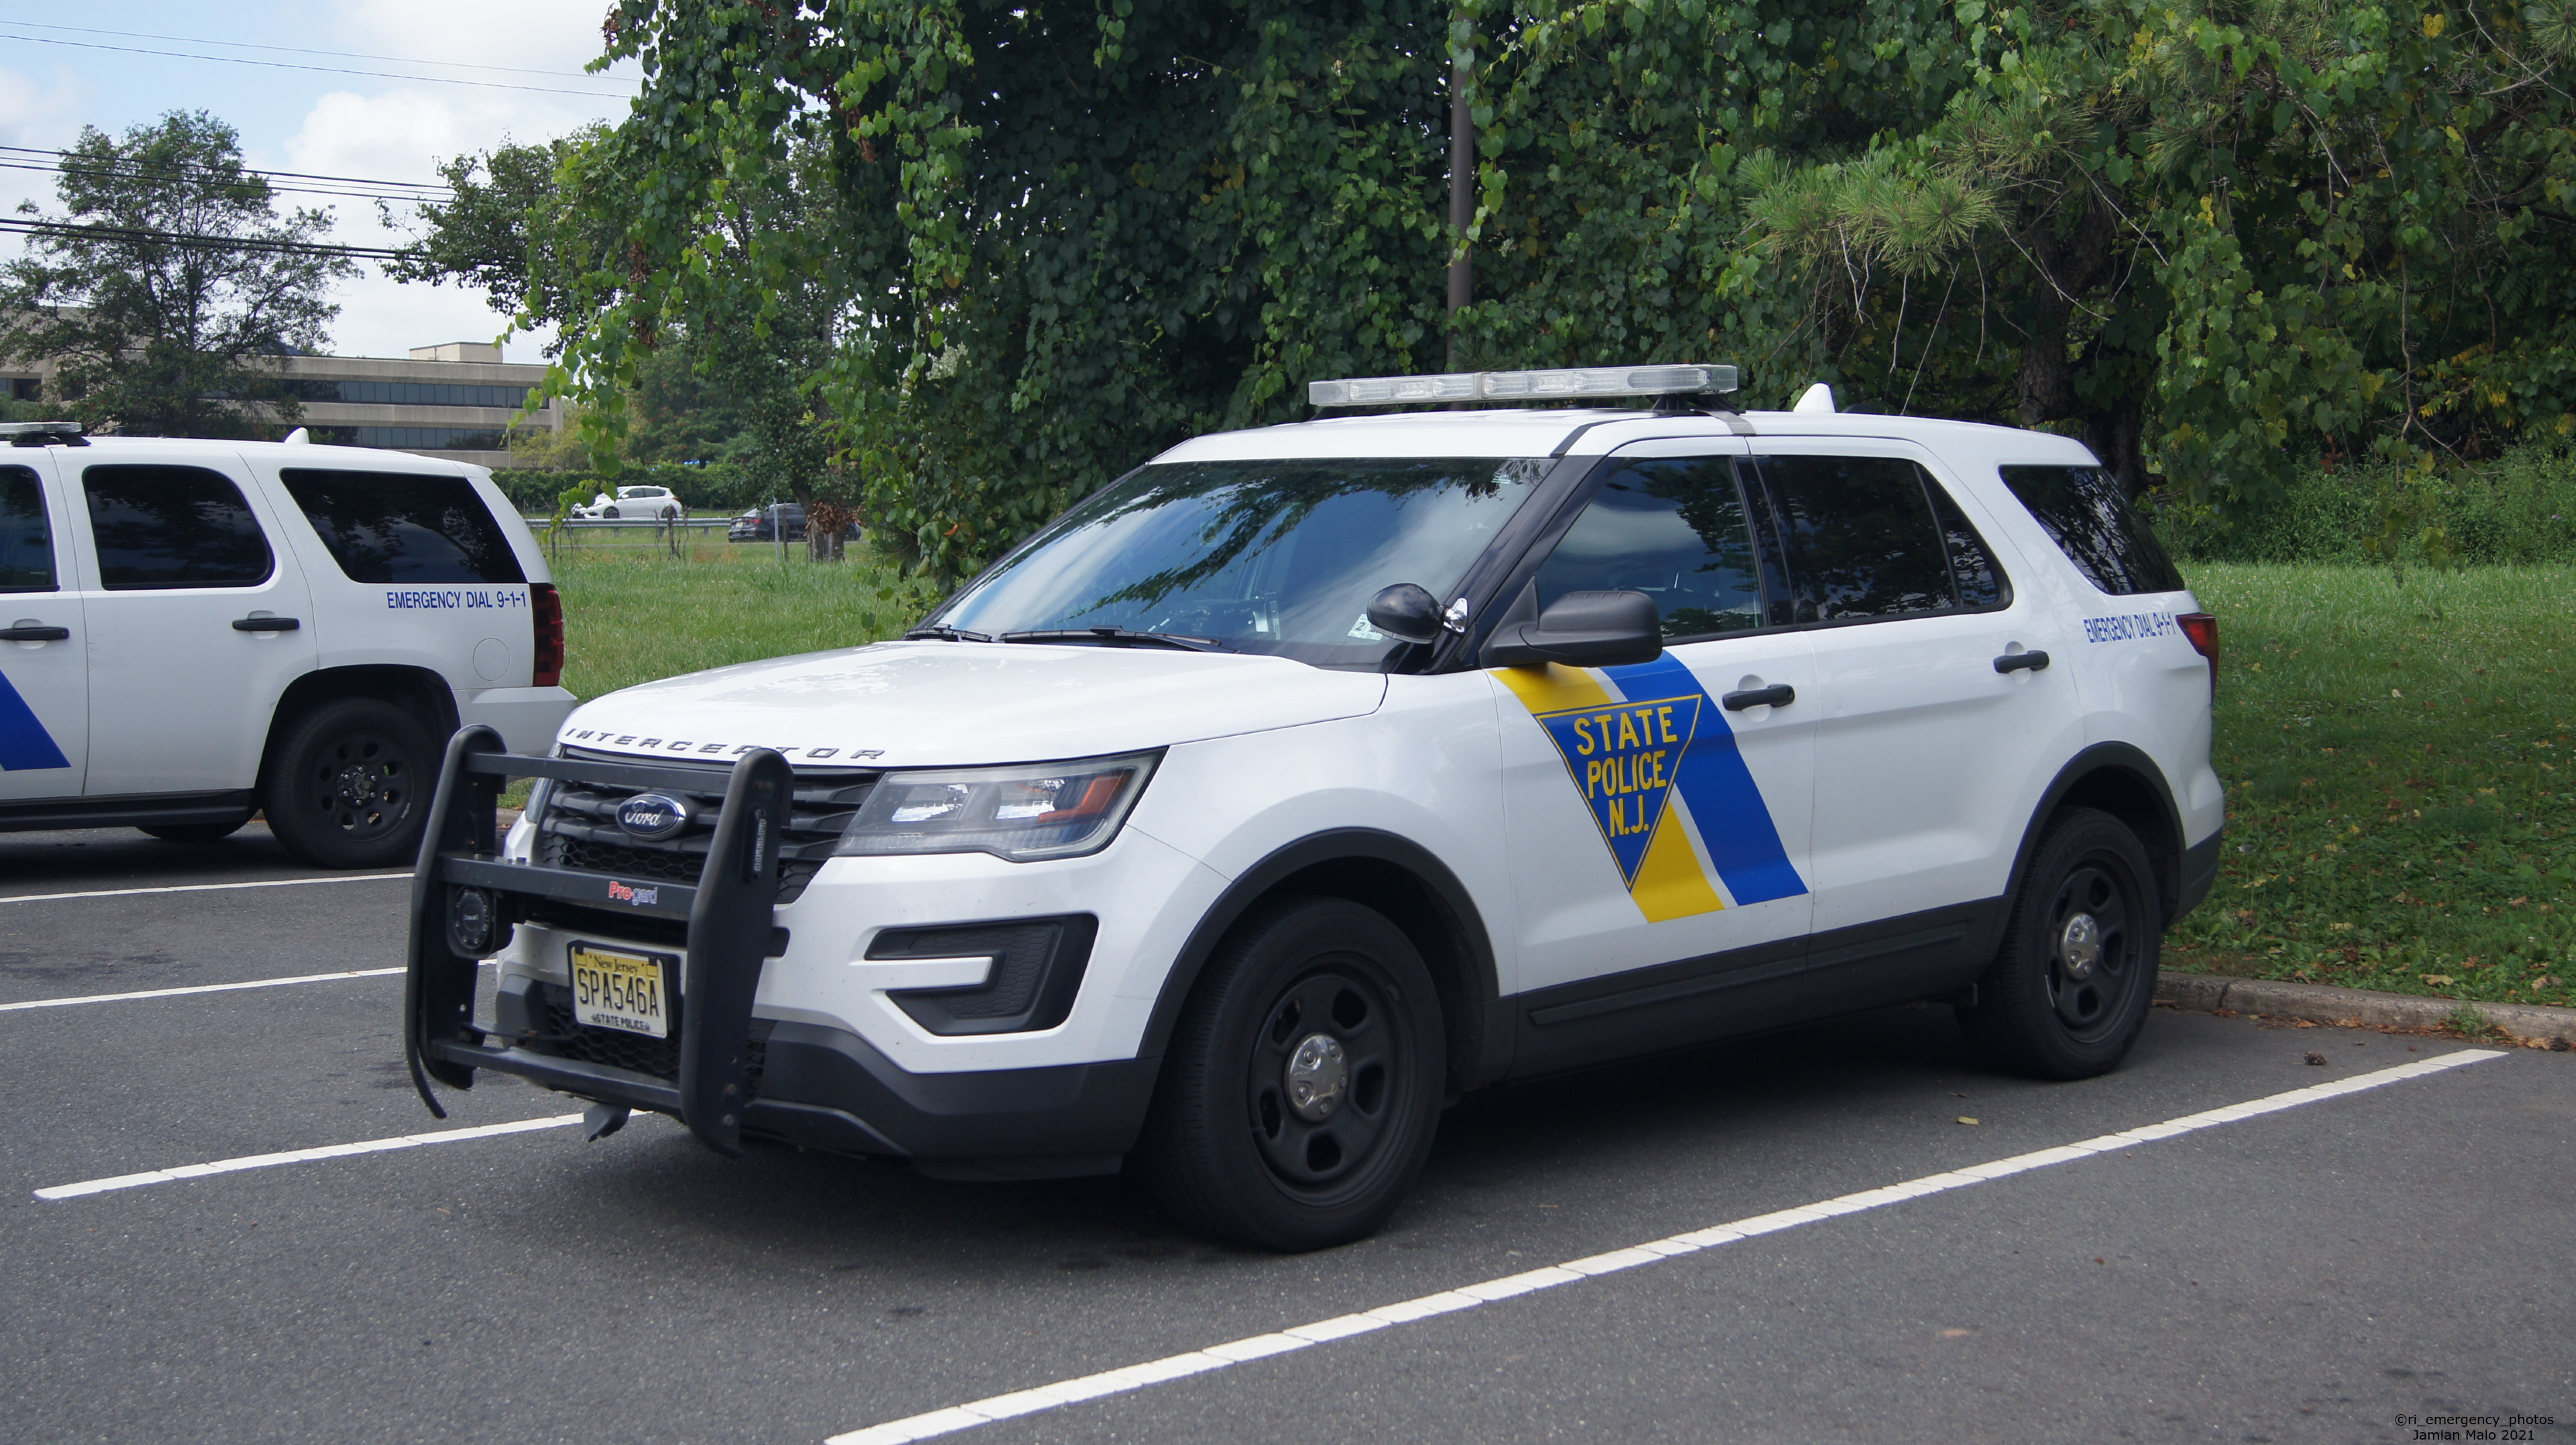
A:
[1364,583,1445,645]
[1480,589,1662,669]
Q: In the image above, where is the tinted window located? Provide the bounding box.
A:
[0,466,55,592]
[1538,457,1762,639]
[83,466,274,590]
[1755,455,1956,622]
[1927,481,2009,609]
[280,469,525,584]
[1998,464,2186,595]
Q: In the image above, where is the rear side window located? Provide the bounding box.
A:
[1,466,56,592]
[1754,455,2006,622]
[280,469,525,584]
[1538,456,1764,639]
[82,465,274,590]
[1997,464,2185,595]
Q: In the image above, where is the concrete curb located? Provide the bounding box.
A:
[2156,972,2576,1048]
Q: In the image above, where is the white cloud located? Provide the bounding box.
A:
[0,64,86,150]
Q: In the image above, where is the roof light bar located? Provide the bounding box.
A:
[1307,364,1737,409]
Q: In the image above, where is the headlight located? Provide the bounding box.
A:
[835,751,1160,862]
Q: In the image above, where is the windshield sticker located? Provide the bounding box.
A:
[1495,655,1807,922]
[2082,610,2177,643]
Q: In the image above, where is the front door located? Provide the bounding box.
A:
[1496,441,1818,1074]
[1746,439,2082,1011]
[67,456,316,798]
[0,459,85,802]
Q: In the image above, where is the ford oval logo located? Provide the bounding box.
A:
[615,793,692,841]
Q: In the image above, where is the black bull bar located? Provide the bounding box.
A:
[403,725,793,1158]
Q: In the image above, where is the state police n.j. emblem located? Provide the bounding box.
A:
[1529,693,1701,887]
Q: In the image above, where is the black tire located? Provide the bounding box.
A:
[139,820,246,845]
[1957,807,2161,1079]
[261,697,437,869]
[1142,897,1446,1252]
[602,506,621,519]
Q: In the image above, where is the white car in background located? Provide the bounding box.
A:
[576,486,683,521]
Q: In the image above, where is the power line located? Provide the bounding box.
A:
[0,217,409,262]
[0,19,639,85]
[0,161,449,207]
[0,30,639,100]
[0,148,451,195]
[0,147,455,210]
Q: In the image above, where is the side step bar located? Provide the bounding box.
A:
[402,726,793,1158]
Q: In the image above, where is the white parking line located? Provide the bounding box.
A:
[32,1114,584,1200]
[0,967,408,1012]
[0,873,410,906]
[823,1049,2507,1445]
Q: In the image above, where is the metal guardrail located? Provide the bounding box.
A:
[521,515,731,533]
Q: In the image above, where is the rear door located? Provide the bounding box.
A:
[1497,440,1819,1072]
[1747,439,2080,1010]
[0,458,85,800]
[70,455,317,796]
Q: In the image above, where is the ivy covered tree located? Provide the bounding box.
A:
[528,0,2576,578]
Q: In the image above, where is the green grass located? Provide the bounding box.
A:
[538,546,2575,1010]
[543,535,942,701]
[2169,563,2574,1008]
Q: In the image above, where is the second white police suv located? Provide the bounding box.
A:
[427,366,2225,1251]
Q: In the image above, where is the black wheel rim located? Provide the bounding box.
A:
[1245,965,1402,1191]
[306,729,416,841]
[2044,857,2141,1040]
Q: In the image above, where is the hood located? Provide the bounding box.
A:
[554,640,1387,769]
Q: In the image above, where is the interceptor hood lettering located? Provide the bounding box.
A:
[555,641,1387,766]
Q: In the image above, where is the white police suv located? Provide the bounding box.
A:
[405,366,2222,1250]
[0,423,573,868]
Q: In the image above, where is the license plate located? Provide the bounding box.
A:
[568,945,674,1038]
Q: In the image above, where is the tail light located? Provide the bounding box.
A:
[2176,611,2218,695]
[531,582,565,688]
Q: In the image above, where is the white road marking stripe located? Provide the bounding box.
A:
[823,1049,2506,1445]
[31,1114,583,1200]
[0,873,409,906]
[0,967,407,1012]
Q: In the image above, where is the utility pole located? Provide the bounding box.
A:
[1445,11,1474,371]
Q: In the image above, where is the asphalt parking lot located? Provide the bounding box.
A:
[3,826,2571,1445]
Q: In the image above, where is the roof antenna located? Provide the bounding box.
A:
[1793,383,1836,415]
[282,427,312,445]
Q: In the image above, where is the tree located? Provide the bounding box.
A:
[0,111,356,438]
[396,131,839,506]
[533,1,2576,577]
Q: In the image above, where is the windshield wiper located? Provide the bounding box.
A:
[903,625,994,643]
[998,627,1230,653]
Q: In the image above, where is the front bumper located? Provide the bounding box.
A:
[404,731,1169,1178]
[453,974,1156,1178]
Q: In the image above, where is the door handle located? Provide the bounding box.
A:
[232,616,302,633]
[0,624,69,642]
[1722,684,1796,710]
[1992,650,2050,674]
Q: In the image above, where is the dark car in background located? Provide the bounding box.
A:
[727,502,859,543]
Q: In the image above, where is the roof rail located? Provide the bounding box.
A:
[1307,364,1737,409]
[0,421,87,447]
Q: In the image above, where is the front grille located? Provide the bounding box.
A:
[527,981,769,1088]
[533,751,875,904]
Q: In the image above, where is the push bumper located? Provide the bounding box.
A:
[402,728,1159,1178]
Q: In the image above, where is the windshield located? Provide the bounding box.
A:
[932,458,1548,666]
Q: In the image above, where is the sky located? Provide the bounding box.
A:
[0,3,643,361]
